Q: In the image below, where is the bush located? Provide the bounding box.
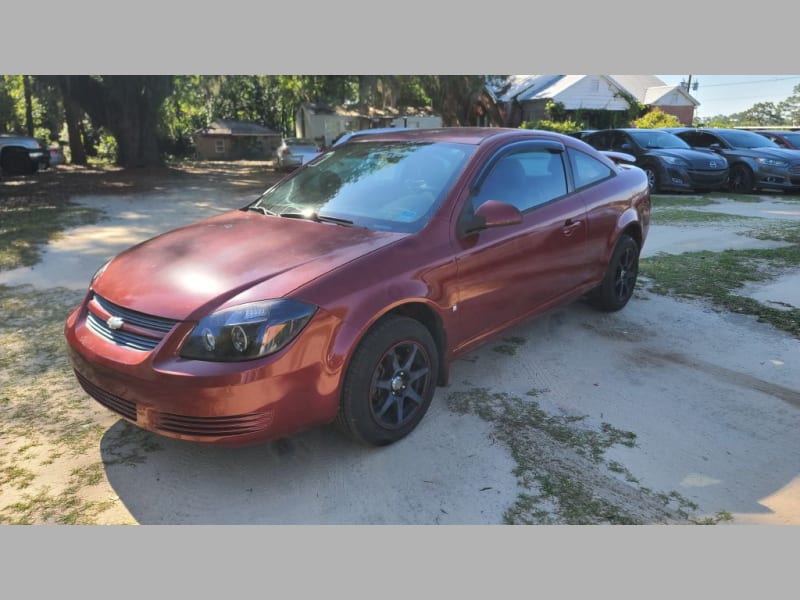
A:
[520,119,584,134]
[632,108,682,129]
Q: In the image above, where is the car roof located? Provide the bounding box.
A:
[587,128,684,134]
[332,127,575,147]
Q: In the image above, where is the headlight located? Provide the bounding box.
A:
[661,156,688,166]
[755,157,789,168]
[180,299,316,362]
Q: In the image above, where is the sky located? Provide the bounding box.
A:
[657,75,800,118]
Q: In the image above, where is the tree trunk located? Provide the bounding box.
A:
[59,77,88,165]
[23,76,34,136]
[60,75,173,168]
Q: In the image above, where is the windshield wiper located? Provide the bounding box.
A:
[317,214,354,226]
[246,205,276,216]
[279,211,354,227]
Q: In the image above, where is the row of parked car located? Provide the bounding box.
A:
[0,132,66,177]
[573,127,800,194]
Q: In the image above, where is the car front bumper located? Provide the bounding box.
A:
[659,163,729,192]
[64,296,345,446]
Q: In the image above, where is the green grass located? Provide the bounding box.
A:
[650,195,720,208]
[447,387,702,524]
[651,208,757,225]
[0,202,104,271]
[0,284,160,524]
[640,222,800,338]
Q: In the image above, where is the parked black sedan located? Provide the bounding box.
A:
[581,129,729,193]
[670,128,800,193]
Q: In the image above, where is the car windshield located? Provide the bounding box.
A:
[252,140,475,233]
[627,130,690,149]
[716,130,780,149]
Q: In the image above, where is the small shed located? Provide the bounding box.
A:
[193,119,282,160]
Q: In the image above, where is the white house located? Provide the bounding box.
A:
[493,75,699,126]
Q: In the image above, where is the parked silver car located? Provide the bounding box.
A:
[274,138,322,171]
[47,144,66,166]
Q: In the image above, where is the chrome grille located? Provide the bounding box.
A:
[789,164,800,175]
[92,294,178,333]
[86,294,180,351]
[86,312,160,351]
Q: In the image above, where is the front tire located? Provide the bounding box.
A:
[337,316,438,446]
[588,234,640,312]
[728,164,754,194]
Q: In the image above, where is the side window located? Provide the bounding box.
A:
[568,148,614,190]
[472,149,568,213]
[585,132,608,150]
[609,132,629,150]
[689,133,718,148]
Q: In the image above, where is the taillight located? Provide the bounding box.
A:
[49,149,58,155]
[282,148,291,156]
[316,145,323,152]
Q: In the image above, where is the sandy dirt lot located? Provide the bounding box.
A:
[1,165,798,524]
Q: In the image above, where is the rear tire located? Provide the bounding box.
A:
[336,316,438,446]
[588,234,640,312]
[644,165,660,193]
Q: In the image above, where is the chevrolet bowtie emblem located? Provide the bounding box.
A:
[107,316,124,330]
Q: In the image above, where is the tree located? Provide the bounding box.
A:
[777,84,800,125]
[61,75,174,167]
[419,76,487,125]
[734,101,783,126]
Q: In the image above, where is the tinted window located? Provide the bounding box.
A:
[715,129,780,149]
[682,132,722,148]
[473,148,568,212]
[627,130,691,149]
[568,148,614,189]
[608,131,631,150]
[584,132,610,149]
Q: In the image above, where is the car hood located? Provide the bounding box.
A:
[725,146,800,163]
[92,210,406,320]
[650,148,728,169]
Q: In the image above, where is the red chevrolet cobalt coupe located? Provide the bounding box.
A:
[65,128,650,447]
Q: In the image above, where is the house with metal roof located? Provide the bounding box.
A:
[492,75,699,127]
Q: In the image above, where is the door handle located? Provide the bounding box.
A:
[562,219,583,237]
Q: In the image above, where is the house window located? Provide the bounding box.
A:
[215,139,225,153]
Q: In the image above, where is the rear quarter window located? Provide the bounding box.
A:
[567,148,614,190]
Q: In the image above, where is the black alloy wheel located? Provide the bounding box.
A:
[337,316,438,446]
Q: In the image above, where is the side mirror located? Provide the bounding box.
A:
[461,200,522,236]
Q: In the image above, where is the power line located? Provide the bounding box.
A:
[694,76,800,88]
